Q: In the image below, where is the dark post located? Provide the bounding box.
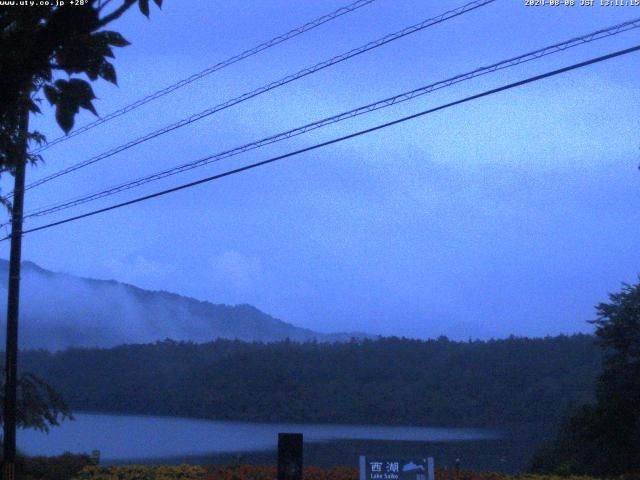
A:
[277,433,303,480]
[2,104,29,480]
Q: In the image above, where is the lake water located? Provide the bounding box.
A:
[17,413,499,461]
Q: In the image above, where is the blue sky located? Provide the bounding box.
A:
[1,0,639,339]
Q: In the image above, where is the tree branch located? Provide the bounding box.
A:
[98,0,116,13]
[98,0,136,27]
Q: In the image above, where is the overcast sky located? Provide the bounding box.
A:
[1,0,639,340]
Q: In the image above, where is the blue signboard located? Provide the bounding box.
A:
[359,457,434,480]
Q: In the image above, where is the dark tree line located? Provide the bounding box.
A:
[14,334,600,429]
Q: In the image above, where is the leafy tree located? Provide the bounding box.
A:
[0,0,163,441]
[529,280,640,476]
[0,373,72,433]
[591,281,640,468]
[0,0,163,194]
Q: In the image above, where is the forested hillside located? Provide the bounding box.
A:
[17,335,600,428]
[0,260,371,350]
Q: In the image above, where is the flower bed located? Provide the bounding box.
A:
[72,465,207,480]
[12,461,634,480]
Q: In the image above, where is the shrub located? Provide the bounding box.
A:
[0,452,93,480]
[72,464,207,480]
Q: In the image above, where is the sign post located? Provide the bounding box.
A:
[277,433,303,480]
[359,456,434,480]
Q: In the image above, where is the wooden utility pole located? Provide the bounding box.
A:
[2,103,29,480]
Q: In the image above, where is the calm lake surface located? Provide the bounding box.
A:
[17,413,498,461]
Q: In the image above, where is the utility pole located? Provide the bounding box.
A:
[2,102,29,480]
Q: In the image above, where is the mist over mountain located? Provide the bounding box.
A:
[0,259,373,350]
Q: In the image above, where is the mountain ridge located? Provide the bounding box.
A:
[0,259,375,350]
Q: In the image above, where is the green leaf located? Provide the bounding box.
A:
[28,131,47,146]
[55,102,76,134]
[90,33,115,58]
[80,99,98,117]
[55,32,116,77]
[85,64,100,81]
[68,80,98,116]
[101,31,131,47]
[43,85,59,105]
[67,78,96,100]
[99,62,117,85]
[139,0,150,17]
[27,99,41,114]
[52,79,98,131]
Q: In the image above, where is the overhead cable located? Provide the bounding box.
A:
[14,0,496,197]
[31,0,380,154]
[6,43,638,241]
[19,17,640,221]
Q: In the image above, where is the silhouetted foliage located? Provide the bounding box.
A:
[529,280,640,477]
[0,451,92,480]
[1,0,162,440]
[0,0,162,196]
[15,335,599,429]
[0,373,72,432]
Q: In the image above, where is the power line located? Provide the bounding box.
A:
[31,0,379,154]
[17,17,640,222]
[5,44,638,242]
[14,0,496,198]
